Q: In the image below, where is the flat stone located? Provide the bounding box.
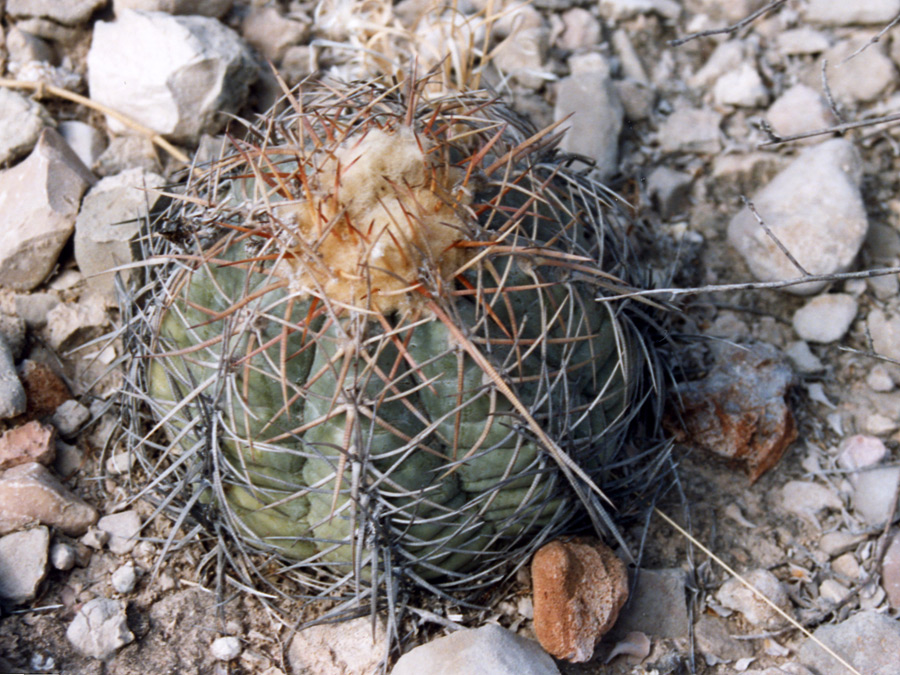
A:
[74,169,166,298]
[6,0,107,25]
[689,40,747,88]
[658,107,722,154]
[0,526,49,603]
[13,293,60,330]
[820,40,897,105]
[694,615,753,663]
[66,598,134,660]
[612,568,689,639]
[727,139,867,295]
[882,533,900,608]
[0,88,53,165]
[88,10,258,142]
[792,294,857,343]
[0,336,26,420]
[532,538,628,662]
[713,63,768,108]
[97,510,142,554]
[0,462,97,535]
[0,421,56,470]
[776,27,831,55]
[715,569,792,629]
[781,480,842,518]
[804,0,900,25]
[45,295,109,352]
[289,615,387,675]
[555,70,623,178]
[766,85,835,144]
[0,128,96,291]
[819,531,866,557]
[798,610,900,675]
[391,624,559,675]
[851,466,900,527]
[831,553,860,579]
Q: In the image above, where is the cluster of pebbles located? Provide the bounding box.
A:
[1,0,900,673]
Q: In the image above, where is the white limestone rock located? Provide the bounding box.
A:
[66,598,134,659]
[88,10,258,143]
[804,0,900,25]
[113,0,233,17]
[727,139,867,295]
[0,526,49,604]
[6,0,107,26]
[0,88,54,165]
[792,294,857,343]
[766,84,836,144]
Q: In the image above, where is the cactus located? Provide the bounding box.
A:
[125,79,669,603]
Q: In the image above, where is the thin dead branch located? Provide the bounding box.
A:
[668,0,788,47]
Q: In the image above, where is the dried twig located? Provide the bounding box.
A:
[741,196,810,276]
[668,0,788,47]
[759,111,900,146]
[843,11,900,62]
[820,60,846,124]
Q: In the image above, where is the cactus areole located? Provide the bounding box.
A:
[135,80,667,599]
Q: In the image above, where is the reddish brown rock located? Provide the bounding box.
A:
[0,421,56,470]
[667,343,797,481]
[0,462,97,536]
[18,360,71,417]
[532,537,628,662]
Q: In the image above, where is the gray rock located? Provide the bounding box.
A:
[0,336,26,420]
[613,79,655,121]
[241,5,308,63]
[290,616,387,675]
[493,22,548,90]
[6,0,107,25]
[111,561,137,594]
[612,568,689,639]
[883,533,900,608]
[798,610,900,675]
[0,128,96,291]
[804,0,900,25]
[689,40,747,88]
[851,466,900,527]
[557,8,601,51]
[74,169,166,298]
[5,26,56,65]
[113,0,234,18]
[13,293,60,329]
[555,69,623,178]
[51,399,91,438]
[715,569,792,628]
[50,541,76,570]
[792,294,857,343]
[658,107,722,154]
[766,84,835,144]
[647,166,692,218]
[66,598,135,660]
[0,462,98,535]
[819,531,866,558]
[0,88,54,165]
[820,40,897,105]
[867,364,894,392]
[713,63,768,108]
[694,615,753,664]
[210,636,241,661]
[0,526,49,603]
[88,10,258,143]
[781,480,842,518]
[58,121,107,170]
[97,510,141,554]
[784,341,824,374]
[280,46,318,86]
[45,295,109,352]
[776,28,831,56]
[391,624,559,675]
[0,312,26,361]
[727,139,867,295]
[599,0,681,21]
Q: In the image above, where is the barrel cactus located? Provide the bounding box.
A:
[124,79,669,605]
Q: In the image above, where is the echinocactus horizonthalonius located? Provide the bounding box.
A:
[123,78,670,607]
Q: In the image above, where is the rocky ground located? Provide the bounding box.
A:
[1,0,900,673]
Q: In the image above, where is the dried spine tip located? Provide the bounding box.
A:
[126,78,670,607]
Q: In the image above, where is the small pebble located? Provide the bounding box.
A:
[783,341,824,374]
[658,107,722,154]
[66,598,134,660]
[106,451,135,476]
[210,636,242,662]
[51,399,91,438]
[0,526,50,604]
[111,561,137,594]
[716,569,791,628]
[80,526,109,550]
[50,542,76,571]
[0,421,57,469]
[97,510,141,554]
[818,578,851,605]
[792,294,857,343]
[713,63,768,108]
[837,435,887,470]
[819,531,866,557]
[781,480,842,518]
[866,365,895,392]
[831,553,860,579]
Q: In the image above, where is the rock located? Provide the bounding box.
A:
[647,166,692,219]
[289,615,387,675]
[781,480,842,518]
[66,598,135,660]
[58,121,107,171]
[599,0,681,22]
[792,294,857,343]
[51,400,91,438]
[241,5,308,63]
[555,70,623,178]
[493,23,548,90]
[0,462,97,535]
[81,525,109,550]
[614,79,655,121]
[13,293,60,329]
[694,615,753,664]
[391,624,559,675]
[819,578,851,604]
[837,435,887,470]
[0,526,49,603]
[766,85,836,143]
[867,364,895,392]
[210,636,241,661]
[531,538,628,662]
[776,28,831,56]
[658,107,721,154]
[689,40,747,88]
[0,421,56,469]
[0,88,53,165]
[669,343,797,481]
[804,0,900,25]
[45,295,109,352]
[611,30,648,83]
[819,531,866,557]
[111,561,137,594]
[716,569,792,628]
[612,568,689,639]
[5,26,56,65]
[94,134,162,177]
[883,533,900,608]
[556,8,600,51]
[6,0,107,25]
[0,128,96,291]
[851,466,900,527]
[74,169,167,298]
[97,510,142,554]
[88,10,258,143]
[713,63,768,108]
[113,0,234,18]
[0,313,26,361]
[831,553,860,579]
[0,336,26,420]
[798,610,900,675]
[727,139,867,295]
[280,46,318,86]
[18,360,70,417]
[820,40,897,105]
[784,341,824,374]
[50,541,76,570]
